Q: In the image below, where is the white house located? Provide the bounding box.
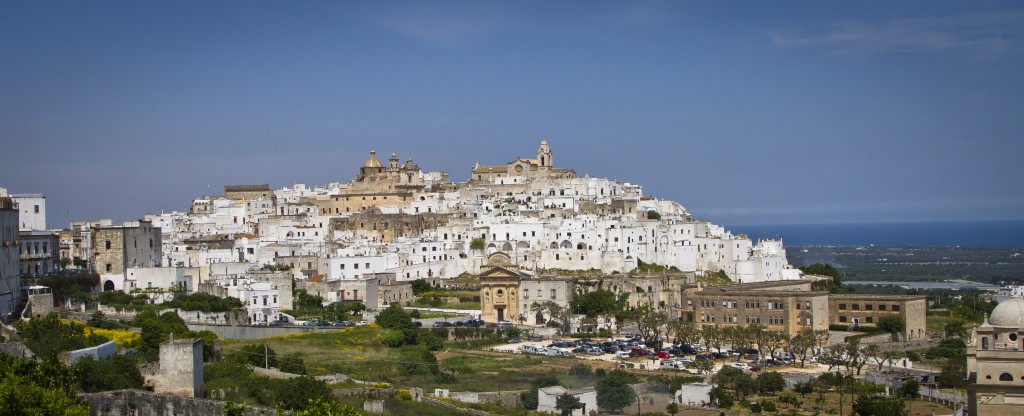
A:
[537,386,597,416]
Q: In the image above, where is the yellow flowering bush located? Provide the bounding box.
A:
[85,327,141,348]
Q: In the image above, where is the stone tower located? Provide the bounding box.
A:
[537,140,552,168]
[146,335,203,398]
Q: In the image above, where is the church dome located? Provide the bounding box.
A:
[989,297,1024,327]
[362,151,383,168]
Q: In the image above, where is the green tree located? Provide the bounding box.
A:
[410,279,432,295]
[16,313,108,358]
[944,320,968,338]
[555,393,583,416]
[570,289,619,317]
[688,359,715,375]
[238,343,277,368]
[939,357,967,389]
[291,398,361,416]
[631,304,667,346]
[852,395,907,416]
[790,328,817,367]
[163,292,243,312]
[666,402,679,416]
[224,401,247,416]
[0,354,89,416]
[74,355,145,392]
[709,386,734,408]
[801,263,842,291]
[646,211,661,220]
[470,238,486,251]
[375,304,414,330]
[276,376,334,411]
[876,315,906,341]
[294,289,325,310]
[596,369,637,414]
[521,373,561,410]
[713,366,755,400]
[755,371,786,395]
[898,378,920,399]
[397,345,438,375]
[793,381,814,398]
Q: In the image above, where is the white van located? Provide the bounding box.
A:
[522,345,548,355]
[660,360,681,370]
[547,348,572,357]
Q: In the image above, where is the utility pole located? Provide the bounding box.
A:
[264,344,268,369]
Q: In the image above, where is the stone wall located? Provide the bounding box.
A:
[447,390,524,407]
[62,340,116,365]
[334,387,395,399]
[0,342,35,359]
[81,389,277,416]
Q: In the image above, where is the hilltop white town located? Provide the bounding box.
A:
[0,141,1017,416]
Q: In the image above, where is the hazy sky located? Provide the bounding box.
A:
[2,1,1022,228]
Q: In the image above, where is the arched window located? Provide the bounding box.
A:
[982,337,990,350]
[1000,373,1014,381]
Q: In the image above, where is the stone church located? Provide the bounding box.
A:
[471,140,575,183]
[967,296,1024,415]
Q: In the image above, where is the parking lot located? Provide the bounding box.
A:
[490,335,827,375]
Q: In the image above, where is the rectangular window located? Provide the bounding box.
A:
[852,304,860,311]
[551,289,556,299]
[839,316,847,323]
[340,264,345,269]
[879,304,887,311]
[865,304,873,311]
[866,317,874,323]
[892,305,900,312]
[839,303,846,310]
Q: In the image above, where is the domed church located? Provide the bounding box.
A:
[967,297,1024,415]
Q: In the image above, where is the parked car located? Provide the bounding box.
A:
[616,351,632,360]
[656,351,671,359]
[527,335,543,342]
[507,337,521,343]
[728,362,750,371]
[498,320,512,327]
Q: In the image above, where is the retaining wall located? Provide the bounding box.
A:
[80,389,277,416]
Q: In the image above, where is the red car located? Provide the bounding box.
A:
[750,364,762,373]
[656,351,671,359]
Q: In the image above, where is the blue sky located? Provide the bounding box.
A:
[2,1,1022,228]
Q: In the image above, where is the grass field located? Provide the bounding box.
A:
[218,325,593,392]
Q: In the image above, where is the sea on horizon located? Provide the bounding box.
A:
[726,220,1024,247]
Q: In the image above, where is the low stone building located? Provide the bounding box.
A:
[537,385,597,416]
[683,280,830,336]
[827,294,927,340]
[145,336,203,398]
[370,272,414,307]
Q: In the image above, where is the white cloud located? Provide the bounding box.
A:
[771,12,1024,58]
